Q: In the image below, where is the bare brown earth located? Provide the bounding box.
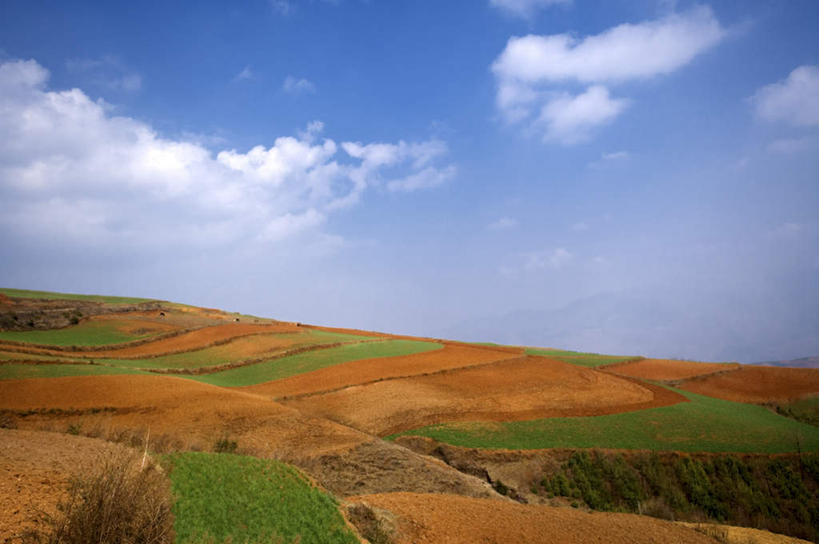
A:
[0,429,131,543]
[678,523,812,544]
[0,375,497,499]
[345,492,718,544]
[283,356,686,436]
[606,358,740,382]
[679,366,819,403]
[241,343,520,399]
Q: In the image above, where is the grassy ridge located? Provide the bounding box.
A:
[0,287,154,304]
[0,363,148,380]
[190,339,442,387]
[0,320,156,346]
[526,348,642,368]
[390,389,819,453]
[165,452,359,544]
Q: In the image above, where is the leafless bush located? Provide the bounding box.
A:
[24,451,174,544]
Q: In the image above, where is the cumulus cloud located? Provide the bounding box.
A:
[752,65,819,127]
[0,59,454,249]
[283,75,316,95]
[489,0,570,19]
[492,6,725,144]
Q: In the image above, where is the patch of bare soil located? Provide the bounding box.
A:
[344,492,718,544]
[241,343,521,399]
[678,522,813,544]
[0,429,130,543]
[283,356,685,436]
[679,366,819,403]
[606,359,740,382]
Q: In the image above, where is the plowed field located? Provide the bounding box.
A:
[345,492,717,544]
[680,366,819,403]
[0,374,368,457]
[608,359,739,381]
[283,356,682,436]
[0,429,130,542]
[242,343,521,398]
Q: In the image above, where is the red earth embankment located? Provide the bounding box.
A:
[607,358,740,382]
[679,366,819,403]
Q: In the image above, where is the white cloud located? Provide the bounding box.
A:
[752,65,819,127]
[602,151,629,160]
[283,75,316,95]
[66,56,142,93]
[492,6,724,144]
[488,217,519,230]
[489,0,570,19]
[537,85,629,144]
[571,221,589,232]
[0,59,454,249]
[270,0,292,15]
[234,66,253,81]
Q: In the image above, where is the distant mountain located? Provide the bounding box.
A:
[444,289,819,364]
[749,356,819,369]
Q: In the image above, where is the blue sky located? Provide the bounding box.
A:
[1,0,817,362]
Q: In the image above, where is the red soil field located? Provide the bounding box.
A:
[241,343,521,399]
[21,322,297,358]
[283,356,686,436]
[0,429,130,542]
[607,358,740,381]
[0,375,369,458]
[346,492,716,544]
[679,366,819,403]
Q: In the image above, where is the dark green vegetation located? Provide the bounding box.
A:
[165,452,359,544]
[190,339,442,387]
[0,320,156,346]
[0,287,154,305]
[540,450,819,542]
[770,397,819,427]
[390,389,819,453]
[526,348,641,368]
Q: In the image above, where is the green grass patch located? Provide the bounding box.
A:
[771,396,819,427]
[0,363,147,380]
[0,350,86,363]
[188,339,442,387]
[164,452,359,544]
[389,389,819,453]
[526,347,642,367]
[0,320,156,346]
[0,287,154,304]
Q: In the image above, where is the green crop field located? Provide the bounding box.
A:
[0,320,158,346]
[164,452,359,544]
[189,339,442,387]
[94,330,372,370]
[389,389,819,453]
[0,287,155,305]
[526,347,642,367]
[0,363,148,380]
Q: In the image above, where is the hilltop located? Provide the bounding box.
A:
[1,288,817,544]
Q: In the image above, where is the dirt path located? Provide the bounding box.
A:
[283,356,686,436]
[344,492,717,544]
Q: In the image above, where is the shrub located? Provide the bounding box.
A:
[214,435,238,453]
[25,451,174,544]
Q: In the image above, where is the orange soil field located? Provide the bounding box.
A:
[607,358,740,381]
[0,374,369,458]
[242,342,521,399]
[283,356,686,436]
[18,322,296,358]
[680,366,819,403]
[0,429,130,542]
[346,492,716,544]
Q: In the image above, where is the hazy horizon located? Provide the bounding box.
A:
[1,1,817,363]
